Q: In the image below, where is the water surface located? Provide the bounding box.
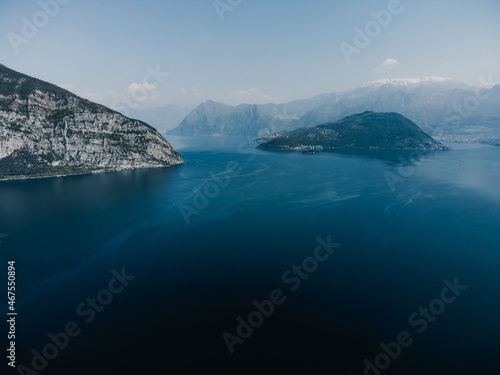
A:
[1,138,499,374]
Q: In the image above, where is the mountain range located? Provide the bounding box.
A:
[0,64,183,180]
[129,104,194,133]
[167,77,500,145]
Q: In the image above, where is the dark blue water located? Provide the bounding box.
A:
[1,138,499,374]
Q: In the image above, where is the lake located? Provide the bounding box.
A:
[1,137,499,374]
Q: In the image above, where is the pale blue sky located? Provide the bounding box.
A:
[1,0,499,109]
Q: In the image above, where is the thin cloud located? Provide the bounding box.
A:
[79,81,160,111]
[229,88,272,105]
[58,83,74,91]
[375,58,399,73]
[126,82,156,93]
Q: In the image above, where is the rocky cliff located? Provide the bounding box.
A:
[0,64,184,180]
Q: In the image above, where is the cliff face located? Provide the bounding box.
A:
[0,64,184,179]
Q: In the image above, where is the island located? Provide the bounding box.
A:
[257,111,450,151]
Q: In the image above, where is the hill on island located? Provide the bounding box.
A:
[257,111,449,151]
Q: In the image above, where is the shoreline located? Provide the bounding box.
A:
[0,161,184,182]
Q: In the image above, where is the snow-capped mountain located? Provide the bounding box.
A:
[360,76,458,88]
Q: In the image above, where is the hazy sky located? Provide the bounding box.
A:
[1,0,499,110]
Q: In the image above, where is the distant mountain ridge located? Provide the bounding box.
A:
[257,111,448,151]
[358,76,461,88]
[167,100,304,137]
[168,77,500,145]
[128,104,194,133]
[0,64,184,180]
